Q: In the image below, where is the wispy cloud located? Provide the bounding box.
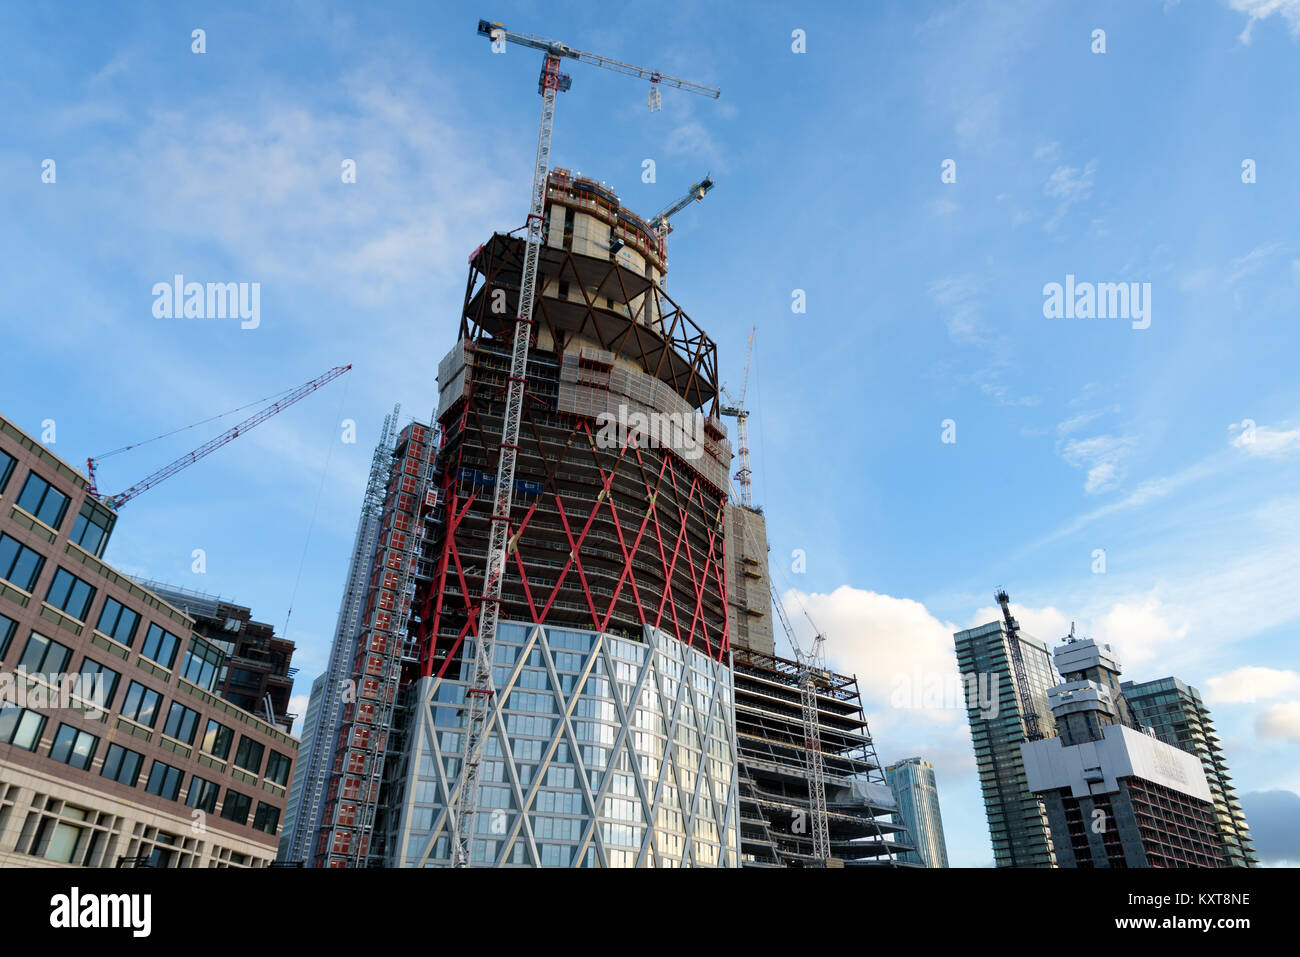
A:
[1229,0,1300,44]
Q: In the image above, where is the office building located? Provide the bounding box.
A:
[0,415,295,867]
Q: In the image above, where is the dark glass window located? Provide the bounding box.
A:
[0,450,15,494]
[201,719,233,760]
[162,701,199,744]
[144,760,183,801]
[100,744,144,786]
[233,735,265,775]
[95,598,139,647]
[265,749,292,787]
[69,504,112,557]
[119,681,162,728]
[0,706,47,751]
[180,636,224,691]
[45,568,96,621]
[220,789,252,825]
[17,632,72,675]
[0,533,45,592]
[16,473,70,529]
[49,723,98,770]
[0,613,16,660]
[252,802,281,835]
[186,776,220,814]
[140,623,180,669]
[77,658,121,710]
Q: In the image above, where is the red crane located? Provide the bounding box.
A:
[86,364,352,510]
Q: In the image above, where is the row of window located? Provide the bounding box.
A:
[0,458,112,557]
[0,615,291,785]
[0,536,218,685]
[1,706,283,835]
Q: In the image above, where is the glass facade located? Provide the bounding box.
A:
[389,623,739,867]
[885,758,949,867]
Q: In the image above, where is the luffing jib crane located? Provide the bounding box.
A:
[85,364,352,510]
[452,18,720,868]
[996,589,1044,742]
[648,175,716,239]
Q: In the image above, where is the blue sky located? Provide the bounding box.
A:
[3,0,1299,867]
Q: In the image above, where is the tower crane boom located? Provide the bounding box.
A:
[86,364,352,510]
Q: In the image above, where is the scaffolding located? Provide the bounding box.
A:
[731,646,912,866]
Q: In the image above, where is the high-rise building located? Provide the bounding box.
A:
[283,407,399,865]
[0,415,295,867]
[279,672,324,862]
[954,617,1058,867]
[1022,637,1225,867]
[885,757,949,867]
[137,581,297,733]
[1122,676,1256,867]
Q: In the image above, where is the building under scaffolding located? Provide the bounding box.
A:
[732,645,912,866]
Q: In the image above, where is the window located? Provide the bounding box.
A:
[186,776,220,813]
[162,701,200,745]
[0,533,45,592]
[45,568,96,621]
[0,612,16,660]
[76,658,121,710]
[201,719,233,760]
[265,749,292,787]
[0,706,47,750]
[180,636,224,691]
[15,473,70,530]
[17,632,72,676]
[100,744,144,786]
[49,723,99,770]
[144,760,183,801]
[140,623,180,669]
[220,789,252,825]
[119,681,162,728]
[252,802,280,835]
[0,450,15,494]
[69,503,112,557]
[233,736,265,775]
[95,598,139,647]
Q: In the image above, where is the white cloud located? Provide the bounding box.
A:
[1227,242,1288,283]
[1229,0,1300,44]
[1230,420,1300,457]
[1058,433,1136,494]
[1206,666,1300,704]
[1043,159,1097,230]
[1090,596,1189,667]
[1257,702,1300,744]
[289,694,311,737]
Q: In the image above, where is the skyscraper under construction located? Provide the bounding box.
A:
[286,168,911,867]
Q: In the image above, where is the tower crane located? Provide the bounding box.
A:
[647,175,716,240]
[454,19,720,868]
[85,364,352,510]
[719,325,755,508]
[996,589,1044,742]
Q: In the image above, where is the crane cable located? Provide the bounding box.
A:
[281,374,353,639]
[91,383,301,461]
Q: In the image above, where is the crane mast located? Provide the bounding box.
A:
[454,19,719,868]
[719,325,755,508]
